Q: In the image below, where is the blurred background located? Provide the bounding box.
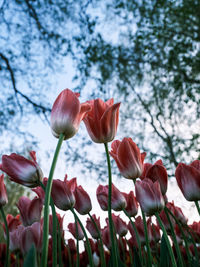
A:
[0,0,199,232]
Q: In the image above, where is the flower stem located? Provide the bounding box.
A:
[104,143,118,267]
[74,214,80,267]
[164,208,184,267]
[41,133,64,267]
[155,212,177,267]
[88,212,106,267]
[71,208,94,267]
[195,201,200,216]
[0,207,10,267]
[141,210,152,267]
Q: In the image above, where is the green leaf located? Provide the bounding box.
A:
[160,234,170,267]
[23,244,37,267]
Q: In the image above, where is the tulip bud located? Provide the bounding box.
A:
[74,185,92,215]
[0,174,8,207]
[86,215,101,239]
[122,191,138,217]
[68,222,84,240]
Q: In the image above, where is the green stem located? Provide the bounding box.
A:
[0,207,10,267]
[164,207,184,267]
[104,143,118,267]
[41,133,64,267]
[155,212,177,267]
[57,222,63,267]
[74,215,80,267]
[88,213,106,267]
[125,238,133,266]
[122,208,143,265]
[71,208,94,267]
[141,210,152,267]
[195,201,200,216]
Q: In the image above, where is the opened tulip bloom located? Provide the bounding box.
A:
[110,137,146,180]
[0,151,43,188]
[0,174,8,207]
[175,160,200,201]
[51,89,91,140]
[83,98,120,143]
[135,178,165,216]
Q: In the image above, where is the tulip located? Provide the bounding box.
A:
[96,183,126,211]
[175,161,200,201]
[109,214,128,237]
[135,178,165,216]
[189,221,200,243]
[74,185,92,215]
[17,196,43,226]
[83,98,120,143]
[50,176,76,211]
[86,215,101,239]
[68,222,84,240]
[110,137,146,180]
[0,151,43,188]
[101,225,111,249]
[122,190,138,217]
[140,159,168,195]
[50,89,91,140]
[0,174,8,207]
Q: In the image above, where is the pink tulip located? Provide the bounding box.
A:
[175,161,200,201]
[0,174,8,207]
[122,191,138,217]
[109,214,128,237]
[86,214,101,239]
[74,185,92,215]
[110,138,146,180]
[51,89,91,140]
[140,159,168,195]
[135,178,165,216]
[17,196,43,226]
[68,222,84,240]
[83,98,120,143]
[96,183,126,211]
[0,151,43,188]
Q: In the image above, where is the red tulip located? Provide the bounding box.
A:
[0,151,43,188]
[51,176,76,211]
[109,214,128,237]
[189,221,200,243]
[68,222,84,240]
[86,214,101,239]
[101,225,111,249]
[17,196,43,226]
[122,190,138,217]
[140,159,168,195]
[83,98,120,143]
[0,174,8,207]
[96,183,126,211]
[51,89,91,140]
[135,178,165,216]
[110,138,146,180]
[74,185,92,215]
[175,161,200,201]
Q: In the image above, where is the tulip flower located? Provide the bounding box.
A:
[74,185,92,215]
[96,183,126,211]
[50,89,91,140]
[0,151,43,188]
[17,196,43,226]
[175,161,200,201]
[122,190,138,217]
[109,214,128,237]
[68,222,84,240]
[110,137,146,180]
[83,98,120,143]
[135,178,165,216]
[86,215,101,239]
[0,174,8,207]
[140,159,168,195]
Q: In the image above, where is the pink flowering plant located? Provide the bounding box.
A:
[0,88,200,267]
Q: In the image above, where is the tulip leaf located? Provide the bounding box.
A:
[160,234,170,267]
[23,244,37,267]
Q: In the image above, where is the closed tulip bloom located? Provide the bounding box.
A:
[135,178,165,216]
[51,177,76,211]
[17,196,43,226]
[109,214,128,237]
[86,215,101,239]
[0,151,43,188]
[51,89,91,140]
[83,98,120,143]
[175,161,200,201]
[74,185,92,215]
[0,174,8,207]
[140,160,168,195]
[96,183,126,211]
[122,191,138,217]
[101,225,111,249]
[68,222,84,240]
[110,138,146,180]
